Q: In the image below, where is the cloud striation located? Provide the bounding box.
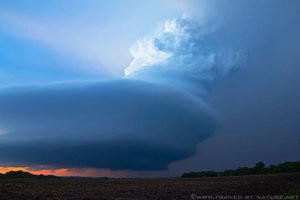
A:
[0,16,244,170]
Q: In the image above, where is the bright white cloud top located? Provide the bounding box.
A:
[125,16,245,84]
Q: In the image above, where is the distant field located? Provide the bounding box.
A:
[0,173,299,200]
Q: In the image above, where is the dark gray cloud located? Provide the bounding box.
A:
[0,80,217,170]
[157,0,300,177]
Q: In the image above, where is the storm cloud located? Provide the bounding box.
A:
[0,10,248,171]
[0,80,217,170]
[125,16,245,97]
[3,0,282,173]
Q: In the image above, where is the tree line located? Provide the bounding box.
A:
[0,170,58,179]
[181,161,300,178]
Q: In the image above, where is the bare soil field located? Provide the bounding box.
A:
[0,173,299,200]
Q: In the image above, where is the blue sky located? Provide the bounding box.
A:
[0,0,183,85]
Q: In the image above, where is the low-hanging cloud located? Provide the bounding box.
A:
[0,80,217,170]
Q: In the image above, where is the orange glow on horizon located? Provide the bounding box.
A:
[0,167,70,176]
[0,167,31,174]
[0,167,127,178]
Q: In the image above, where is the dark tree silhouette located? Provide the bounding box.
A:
[182,161,300,178]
